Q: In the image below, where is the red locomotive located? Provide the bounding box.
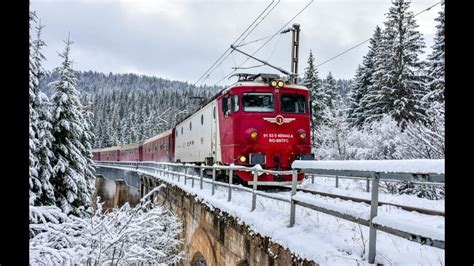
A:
[92,73,314,186]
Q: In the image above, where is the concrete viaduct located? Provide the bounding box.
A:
[94,166,316,266]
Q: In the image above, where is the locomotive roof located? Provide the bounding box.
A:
[143,128,173,144]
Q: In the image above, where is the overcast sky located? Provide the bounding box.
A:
[31,0,442,86]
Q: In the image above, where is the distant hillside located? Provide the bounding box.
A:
[39,70,352,148]
[40,70,222,148]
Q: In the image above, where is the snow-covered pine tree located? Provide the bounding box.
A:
[79,93,96,184]
[29,11,41,205]
[31,17,56,206]
[50,36,95,216]
[349,26,382,127]
[302,50,323,145]
[365,0,428,128]
[426,0,445,104]
[321,72,339,110]
[397,2,445,160]
[348,65,365,125]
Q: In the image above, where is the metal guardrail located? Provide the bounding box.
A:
[302,169,445,184]
[303,172,444,194]
[95,160,444,264]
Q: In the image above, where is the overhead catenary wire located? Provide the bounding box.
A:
[234,33,276,48]
[200,0,281,85]
[193,0,279,86]
[215,0,314,85]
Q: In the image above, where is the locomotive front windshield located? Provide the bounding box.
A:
[280,94,307,113]
[242,93,274,112]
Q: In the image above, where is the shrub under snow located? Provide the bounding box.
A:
[29,195,183,265]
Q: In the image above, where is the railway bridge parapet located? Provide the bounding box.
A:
[95,164,316,266]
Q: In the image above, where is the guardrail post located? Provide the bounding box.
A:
[335,175,339,188]
[368,172,380,264]
[177,165,181,182]
[212,168,216,196]
[200,165,204,190]
[289,170,297,227]
[251,170,258,211]
[184,166,187,185]
[366,177,370,192]
[311,174,314,184]
[191,166,195,188]
[228,169,233,202]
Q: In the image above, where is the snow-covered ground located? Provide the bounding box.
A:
[100,164,445,265]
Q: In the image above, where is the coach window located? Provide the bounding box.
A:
[280,94,307,113]
[201,114,204,125]
[242,93,274,112]
[232,95,240,112]
[190,121,192,131]
[181,127,183,134]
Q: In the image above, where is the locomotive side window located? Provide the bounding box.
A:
[222,96,231,116]
[280,94,307,113]
[232,95,240,112]
[242,93,274,112]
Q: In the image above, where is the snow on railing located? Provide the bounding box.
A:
[95,160,444,264]
[293,159,445,183]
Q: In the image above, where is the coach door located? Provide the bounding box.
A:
[211,102,218,164]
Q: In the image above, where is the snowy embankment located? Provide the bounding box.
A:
[100,164,444,265]
[292,159,444,174]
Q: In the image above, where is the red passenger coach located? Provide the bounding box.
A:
[92,149,101,161]
[142,129,175,162]
[119,143,142,161]
[95,146,121,161]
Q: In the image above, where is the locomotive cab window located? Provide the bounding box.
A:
[280,94,307,114]
[242,93,274,112]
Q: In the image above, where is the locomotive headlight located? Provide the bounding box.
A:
[239,155,247,163]
[271,80,278,87]
[250,130,258,140]
[246,128,258,141]
[277,80,285,87]
[297,129,307,140]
